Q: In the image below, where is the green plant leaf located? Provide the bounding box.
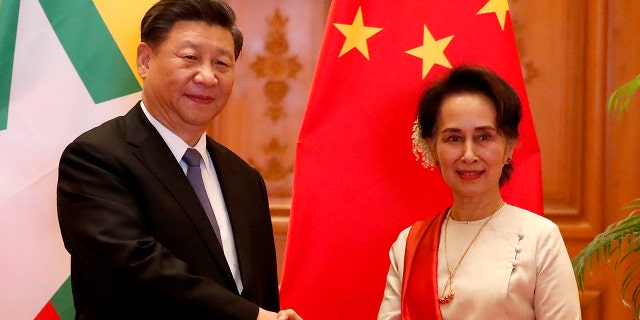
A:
[608,74,640,115]
[572,199,640,315]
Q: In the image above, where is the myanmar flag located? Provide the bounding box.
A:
[279,0,542,319]
[0,1,155,318]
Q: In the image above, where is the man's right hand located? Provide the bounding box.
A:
[257,307,303,320]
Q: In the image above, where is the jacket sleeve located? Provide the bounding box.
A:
[533,224,582,320]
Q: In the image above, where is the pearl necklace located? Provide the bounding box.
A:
[439,201,505,304]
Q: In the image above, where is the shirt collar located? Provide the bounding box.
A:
[140,101,211,172]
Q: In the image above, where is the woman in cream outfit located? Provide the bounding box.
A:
[378,66,581,320]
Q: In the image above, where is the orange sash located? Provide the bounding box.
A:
[401,211,447,320]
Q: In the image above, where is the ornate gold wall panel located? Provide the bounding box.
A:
[246,8,300,195]
[210,1,328,202]
[207,0,330,280]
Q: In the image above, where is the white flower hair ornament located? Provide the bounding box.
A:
[411,118,436,170]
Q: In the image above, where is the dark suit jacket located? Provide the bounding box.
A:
[57,103,279,319]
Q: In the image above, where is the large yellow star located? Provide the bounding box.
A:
[333,7,382,60]
[478,0,510,30]
[405,25,453,79]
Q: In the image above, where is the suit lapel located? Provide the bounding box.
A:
[123,103,236,286]
[207,139,254,289]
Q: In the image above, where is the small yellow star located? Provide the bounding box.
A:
[333,6,383,60]
[405,25,453,79]
[478,0,510,30]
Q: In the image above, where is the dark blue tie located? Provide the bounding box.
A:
[182,148,222,245]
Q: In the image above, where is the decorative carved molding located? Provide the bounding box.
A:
[250,8,302,122]
[248,8,300,196]
[262,138,293,181]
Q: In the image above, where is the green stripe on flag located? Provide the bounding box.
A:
[39,0,140,103]
[0,0,20,131]
[50,276,75,320]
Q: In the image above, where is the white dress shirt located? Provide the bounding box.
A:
[140,102,243,294]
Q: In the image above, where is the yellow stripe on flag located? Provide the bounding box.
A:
[92,0,157,85]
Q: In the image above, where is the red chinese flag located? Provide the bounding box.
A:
[279,1,542,319]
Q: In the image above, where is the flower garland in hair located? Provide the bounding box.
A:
[411,118,436,170]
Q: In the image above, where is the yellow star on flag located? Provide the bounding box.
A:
[334,6,382,60]
[478,0,510,30]
[405,25,453,79]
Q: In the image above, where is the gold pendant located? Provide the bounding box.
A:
[438,291,454,304]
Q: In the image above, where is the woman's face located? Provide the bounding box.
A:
[430,93,513,200]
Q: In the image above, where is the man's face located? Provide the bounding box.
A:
[137,20,236,141]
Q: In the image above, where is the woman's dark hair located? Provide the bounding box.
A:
[141,0,243,59]
[417,66,522,185]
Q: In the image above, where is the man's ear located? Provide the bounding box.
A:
[136,42,152,80]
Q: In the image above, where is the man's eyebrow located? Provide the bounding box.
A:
[180,40,234,57]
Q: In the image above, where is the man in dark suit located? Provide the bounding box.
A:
[56,1,302,319]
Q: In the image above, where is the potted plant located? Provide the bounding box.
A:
[572,74,640,317]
